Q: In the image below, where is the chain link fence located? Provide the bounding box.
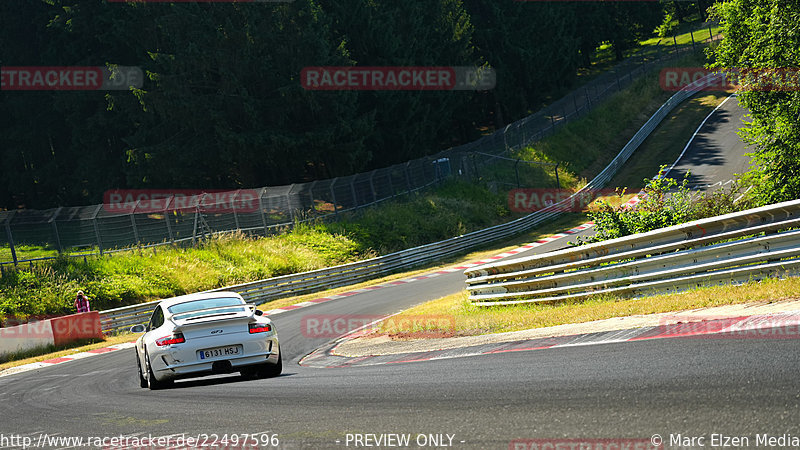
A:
[1,34,709,266]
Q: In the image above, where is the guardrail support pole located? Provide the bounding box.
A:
[4,220,18,266]
[286,184,296,223]
[349,178,358,208]
[471,154,480,180]
[330,178,339,217]
[130,200,141,245]
[308,180,317,213]
[258,195,269,234]
[163,196,175,243]
[192,205,200,246]
[368,171,377,203]
[387,170,396,197]
[49,207,63,254]
[515,159,521,188]
[91,205,104,255]
[231,190,241,230]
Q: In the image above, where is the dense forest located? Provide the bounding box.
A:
[711,0,800,206]
[1,0,709,210]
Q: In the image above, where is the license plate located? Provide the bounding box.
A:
[199,345,241,360]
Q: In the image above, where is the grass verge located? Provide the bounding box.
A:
[378,277,800,337]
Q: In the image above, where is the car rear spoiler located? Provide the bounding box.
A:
[166,304,262,324]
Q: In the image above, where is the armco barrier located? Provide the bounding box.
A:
[465,199,800,305]
[0,312,101,358]
[98,73,722,334]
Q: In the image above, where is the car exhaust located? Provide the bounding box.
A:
[211,360,233,374]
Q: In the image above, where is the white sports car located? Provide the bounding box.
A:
[131,291,281,389]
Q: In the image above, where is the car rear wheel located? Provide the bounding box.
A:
[145,351,172,390]
[136,353,147,388]
[257,351,282,378]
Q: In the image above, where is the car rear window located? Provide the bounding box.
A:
[168,297,245,315]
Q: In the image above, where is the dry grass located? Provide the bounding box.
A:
[256,213,589,312]
[380,277,800,336]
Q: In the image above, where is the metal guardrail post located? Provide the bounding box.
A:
[49,207,64,253]
[285,184,296,223]
[4,214,18,266]
[163,196,175,243]
[368,171,377,203]
[231,190,241,230]
[349,178,358,208]
[308,180,317,213]
[258,194,269,233]
[330,178,339,216]
[191,203,200,246]
[91,204,104,255]
[387,169,396,197]
[129,199,141,244]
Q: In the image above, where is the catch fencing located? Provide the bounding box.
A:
[0,37,703,266]
[465,200,800,305]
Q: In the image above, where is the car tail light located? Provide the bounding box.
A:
[249,323,272,334]
[155,333,185,346]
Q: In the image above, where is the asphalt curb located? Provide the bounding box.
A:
[300,309,800,369]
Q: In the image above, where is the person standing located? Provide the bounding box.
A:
[74,290,91,313]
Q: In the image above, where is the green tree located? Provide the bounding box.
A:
[711,0,800,205]
[463,1,581,125]
[322,0,479,166]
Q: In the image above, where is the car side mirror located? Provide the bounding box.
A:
[130,324,146,333]
[255,310,264,316]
